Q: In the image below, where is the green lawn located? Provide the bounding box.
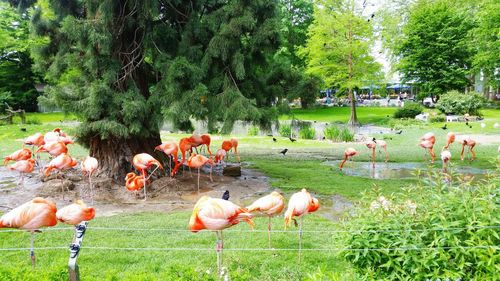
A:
[281,106,398,124]
[0,212,353,281]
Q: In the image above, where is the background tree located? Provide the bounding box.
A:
[31,0,285,180]
[0,1,40,112]
[300,0,382,126]
[395,0,475,102]
[471,0,499,99]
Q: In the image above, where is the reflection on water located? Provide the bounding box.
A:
[323,161,488,181]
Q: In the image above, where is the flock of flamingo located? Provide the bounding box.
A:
[339,132,481,172]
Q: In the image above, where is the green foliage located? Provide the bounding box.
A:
[0,2,40,112]
[393,102,423,119]
[344,172,499,280]
[436,91,484,115]
[396,0,475,100]
[299,125,315,139]
[472,0,500,90]
[247,126,260,136]
[429,114,446,123]
[278,123,292,137]
[324,125,353,142]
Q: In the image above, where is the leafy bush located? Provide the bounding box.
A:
[429,114,446,123]
[324,125,354,142]
[299,126,315,139]
[393,102,423,119]
[343,171,499,280]
[247,126,259,136]
[436,91,484,115]
[25,118,41,125]
[279,123,291,137]
[324,125,341,141]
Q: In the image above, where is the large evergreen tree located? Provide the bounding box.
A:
[31,0,283,180]
[300,0,381,126]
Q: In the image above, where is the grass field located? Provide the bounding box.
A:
[0,108,499,279]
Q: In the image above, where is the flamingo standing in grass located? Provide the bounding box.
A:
[132,153,163,200]
[339,148,358,170]
[0,197,57,268]
[4,148,32,164]
[189,196,254,278]
[56,200,95,225]
[8,159,35,187]
[155,142,179,176]
[443,132,455,150]
[221,138,240,162]
[284,189,320,263]
[441,150,451,172]
[365,139,377,167]
[36,141,68,157]
[247,191,285,248]
[81,156,98,204]
[420,140,435,163]
[460,136,476,161]
[186,153,215,195]
[375,139,389,162]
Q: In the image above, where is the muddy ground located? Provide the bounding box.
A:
[0,164,353,220]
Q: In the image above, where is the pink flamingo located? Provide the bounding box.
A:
[247,191,285,248]
[365,139,377,167]
[132,153,163,200]
[186,153,215,195]
[420,140,435,163]
[440,150,451,172]
[221,138,240,162]
[4,148,32,165]
[339,148,358,170]
[155,141,179,176]
[81,156,98,204]
[0,197,57,267]
[56,200,95,225]
[8,159,35,187]
[443,132,455,150]
[460,136,476,161]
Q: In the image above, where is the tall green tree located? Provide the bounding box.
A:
[396,0,475,102]
[31,0,284,179]
[472,0,500,98]
[0,1,40,112]
[300,0,382,126]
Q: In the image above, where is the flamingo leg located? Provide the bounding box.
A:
[460,144,466,161]
[197,168,200,195]
[30,231,36,268]
[470,146,475,161]
[383,147,389,162]
[209,165,213,182]
[89,174,93,205]
[142,170,147,201]
[268,216,272,249]
[215,230,223,279]
[298,216,303,264]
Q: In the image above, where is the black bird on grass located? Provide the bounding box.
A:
[273,137,277,142]
[289,137,297,142]
[280,148,288,156]
[395,130,403,134]
[441,124,447,130]
[465,122,469,126]
[222,190,230,200]
[20,128,26,132]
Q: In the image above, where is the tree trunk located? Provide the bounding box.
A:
[89,132,168,182]
[348,88,360,127]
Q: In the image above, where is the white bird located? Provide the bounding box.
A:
[494,123,499,129]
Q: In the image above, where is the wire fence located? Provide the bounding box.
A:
[0,245,498,252]
[0,225,498,234]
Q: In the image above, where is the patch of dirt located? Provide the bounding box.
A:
[0,164,272,217]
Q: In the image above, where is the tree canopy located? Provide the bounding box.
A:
[300,0,382,126]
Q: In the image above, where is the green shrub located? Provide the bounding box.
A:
[339,127,354,142]
[436,91,484,115]
[247,126,259,136]
[26,118,41,125]
[299,126,315,139]
[393,102,423,119]
[324,125,353,142]
[278,123,291,137]
[429,114,446,123]
[343,171,499,280]
[324,125,341,141]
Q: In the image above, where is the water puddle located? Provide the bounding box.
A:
[323,160,489,180]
